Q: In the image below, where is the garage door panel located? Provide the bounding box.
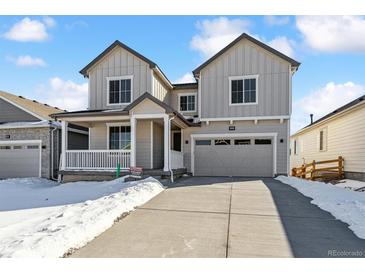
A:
[195,138,273,177]
[0,145,40,179]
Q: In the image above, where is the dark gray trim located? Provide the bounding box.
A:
[51,109,129,118]
[297,94,365,133]
[173,83,198,90]
[192,33,301,76]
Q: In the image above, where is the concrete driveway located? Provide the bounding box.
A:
[71,177,365,258]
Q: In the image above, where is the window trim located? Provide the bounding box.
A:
[106,75,134,106]
[228,75,259,106]
[178,92,197,114]
[106,122,131,150]
[293,139,298,155]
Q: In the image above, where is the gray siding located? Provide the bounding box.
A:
[200,39,290,118]
[88,46,152,110]
[0,98,40,123]
[170,88,198,116]
[136,120,151,168]
[89,123,107,149]
[153,72,170,104]
[153,122,164,169]
[182,120,289,175]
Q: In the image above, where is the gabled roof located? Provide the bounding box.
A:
[0,90,65,121]
[292,94,365,137]
[192,33,301,77]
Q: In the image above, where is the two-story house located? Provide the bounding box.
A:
[52,33,300,182]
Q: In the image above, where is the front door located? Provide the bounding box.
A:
[172,132,181,151]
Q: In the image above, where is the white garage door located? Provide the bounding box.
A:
[0,142,41,179]
[194,137,273,177]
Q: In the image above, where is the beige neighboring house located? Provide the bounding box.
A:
[51,33,300,182]
[290,95,365,181]
[0,91,88,179]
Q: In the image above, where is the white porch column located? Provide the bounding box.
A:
[163,114,169,172]
[61,120,68,170]
[130,116,137,167]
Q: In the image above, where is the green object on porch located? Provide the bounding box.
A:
[116,163,121,178]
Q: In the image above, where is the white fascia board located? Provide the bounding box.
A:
[200,115,290,122]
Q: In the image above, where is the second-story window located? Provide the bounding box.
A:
[229,75,258,105]
[108,76,133,105]
[179,93,196,112]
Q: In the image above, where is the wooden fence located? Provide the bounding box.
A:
[291,156,344,181]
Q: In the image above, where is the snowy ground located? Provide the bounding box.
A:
[276,176,365,239]
[0,176,164,258]
[335,179,365,191]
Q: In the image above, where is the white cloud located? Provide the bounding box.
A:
[173,73,195,84]
[37,77,88,111]
[291,82,365,133]
[190,17,294,59]
[11,55,46,67]
[267,36,295,58]
[296,16,365,52]
[264,16,290,26]
[190,17,251,58]
[4,17,55,42]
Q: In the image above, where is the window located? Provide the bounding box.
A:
[0,146,11,150]
[196,140,211,146]
[230,76,258,105]
[108,76,132,105]
[255,139,271,145]
[319,128,327,151]
[27,145,39,149]
[234,139,251,145]
[179,94,196,112]
[13,145,23,149]
[214,139,231,145]
[109,126,131,150]
[294,140,297,155]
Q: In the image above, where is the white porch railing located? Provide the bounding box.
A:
[170,150,184,169]
[64,150,131,170]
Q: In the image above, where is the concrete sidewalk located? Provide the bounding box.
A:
[71,177,365,258]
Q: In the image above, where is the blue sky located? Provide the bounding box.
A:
[1,15,365,132]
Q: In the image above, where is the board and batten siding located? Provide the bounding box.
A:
[200,39,290,118]
[290,105,365,174]
[88,46,152,110]
[153,72,170,104]
[182,120,289,174]
[0,98,40,123]
[170,88,198,116]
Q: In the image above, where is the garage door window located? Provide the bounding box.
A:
[27,145,39,149]
[196,140,211,146]
[0,146,11,150]
[234,139,251,145]
[255,139,272,145]
[214,139,231,145]
[13,145,23,149]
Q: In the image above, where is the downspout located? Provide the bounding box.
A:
[50,121,59,180]
[168,116,175,183]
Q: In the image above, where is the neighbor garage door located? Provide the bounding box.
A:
[194,137,273,177]
[0,142,41,179]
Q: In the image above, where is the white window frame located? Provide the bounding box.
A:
[229,75,259,106]
[293,139,298,155]
[178,92,197,114]
[106,75,134,106]
[106,122,131,150]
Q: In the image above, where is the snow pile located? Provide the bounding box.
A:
[0,177,164,257]
[276,176,365,239]
[335,179,365,191]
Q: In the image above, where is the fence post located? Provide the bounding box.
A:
[310,160,316,180]
[301,164,306,179]
[338,156,344,178]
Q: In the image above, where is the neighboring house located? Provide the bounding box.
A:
[0,91,89,179]
[290,95,365,181]
[52,33,300,181]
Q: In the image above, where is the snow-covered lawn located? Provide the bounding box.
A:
[335,179,365,191]
[0,176,164,258]
[276,176,365,239]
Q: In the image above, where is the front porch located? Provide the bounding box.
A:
[57,96,191,181]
